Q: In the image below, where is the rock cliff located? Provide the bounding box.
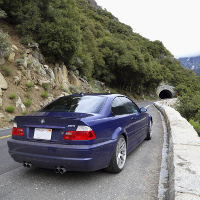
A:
[0,20,107,128]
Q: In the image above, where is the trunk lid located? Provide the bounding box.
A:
[14,111,93,144]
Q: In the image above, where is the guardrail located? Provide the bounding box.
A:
[154,100,200,200]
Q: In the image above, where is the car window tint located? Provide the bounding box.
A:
[40,96,107,114]
[119,97,139,114]
[111,97,127,116]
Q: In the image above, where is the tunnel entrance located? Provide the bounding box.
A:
[159,90,173,99]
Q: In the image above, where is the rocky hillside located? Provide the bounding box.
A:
[0,20,108,129]
[178,56,200,74]
[85,0,98,9]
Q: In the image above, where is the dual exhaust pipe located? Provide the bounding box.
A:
[23,162,67,174]
[55,166,67,174]
[23,162,33,168]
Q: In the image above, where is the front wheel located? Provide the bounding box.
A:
[104,135,127,173]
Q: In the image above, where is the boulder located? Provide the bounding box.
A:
[8,52,15,63]
[16,97,26,111]
[28,43,39,51]
[62,65,69,83]
[0,113,4,118]
[94,80,105,90]
[38,53,45,64]
[34,86,39,91]
[27,69,31,80]
[43,65,49,70]
[12,45,18,51]
[68,70,80,87]
[0,72,8,89]
[14,76,20,85]
[0,89,2,97]
[0,97,2,106]
[46,68,55,80]
[17,71,22,80]
[39,79,51,89]
[0,57,5,65]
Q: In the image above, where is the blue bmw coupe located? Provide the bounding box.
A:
[7,93,153,173]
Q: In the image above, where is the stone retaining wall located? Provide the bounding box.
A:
[154,100,200,200]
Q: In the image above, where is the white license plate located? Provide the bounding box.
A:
[34,128,52,140]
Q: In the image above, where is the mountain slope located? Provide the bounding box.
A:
[178,56,200,74]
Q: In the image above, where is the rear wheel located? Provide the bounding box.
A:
[104,135,127,173]
[146,119,152,140]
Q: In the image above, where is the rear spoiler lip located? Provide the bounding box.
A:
[15,111,94,119]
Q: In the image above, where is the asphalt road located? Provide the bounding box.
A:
[0,103,164,200]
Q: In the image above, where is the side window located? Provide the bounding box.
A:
[119,97,139,114]
[111,97,127,116]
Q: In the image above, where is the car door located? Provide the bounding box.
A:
[111,97,134,140]
[119,97,144,152]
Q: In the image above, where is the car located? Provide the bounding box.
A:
[7,93,153,173]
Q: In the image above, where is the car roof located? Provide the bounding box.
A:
[70,93,122,97]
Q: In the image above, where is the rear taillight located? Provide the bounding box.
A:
[12,123,24,136]
[64,126,96,140]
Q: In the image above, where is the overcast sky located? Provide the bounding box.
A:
[95,0,200,59]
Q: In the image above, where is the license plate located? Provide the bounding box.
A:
[34,128,52,140]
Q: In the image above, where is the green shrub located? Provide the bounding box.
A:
[0,9,7,18]
[0,30,11,58]
[41,91,48,98]
[69,65,76,71]
[42,83,49,91]
[26,92,30,99]
[24,99,32,107]
[189,119,200,136]
[20,36,34,46]
[69,84,81,94]
[74,70,79,77]
[1,66,12,76]
[9,93,16,99]
[15,59,24,66]
[62,87,68,92]
[22,110,28,115]
[27,61,32,66]
[5,106,15,113]
[8,114,15,122]
[60,85,63,90]
[26,81,34,88]
[82,76,88,81]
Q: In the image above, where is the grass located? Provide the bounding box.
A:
[41,91,48,98]
[22,110,28,115]
[24,98,32,107]
[1,66,12,76]
[5,106,15,113]
[9,93,16,99]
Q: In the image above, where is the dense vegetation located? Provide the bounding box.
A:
[1,0,200,134]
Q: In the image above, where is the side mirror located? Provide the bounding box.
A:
[140,107,147,113]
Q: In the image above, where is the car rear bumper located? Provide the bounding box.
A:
[7,139,116,171]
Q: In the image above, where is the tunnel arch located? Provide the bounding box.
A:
[157,84,176,99]
[159,90,173,99]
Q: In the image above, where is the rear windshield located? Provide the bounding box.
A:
[40,96,107,114]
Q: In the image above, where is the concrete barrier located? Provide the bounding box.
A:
[154,100,200,200]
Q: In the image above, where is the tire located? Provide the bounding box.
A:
[146,119,153,140]
[104,135,127,173]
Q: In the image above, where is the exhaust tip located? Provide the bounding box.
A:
[23,162,32,168]
[55,166,67,174]
[60,167,67,174]
[27,163,33,168]
[23,162,28,167]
